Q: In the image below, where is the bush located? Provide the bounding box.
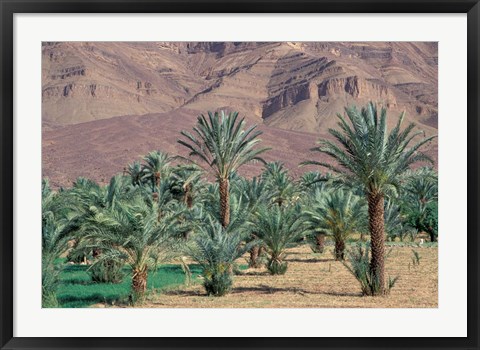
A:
[203,263,233,296]
[343,244,398,296]
[411,249,421,266]
[186,212,251,297]
[266,259,288,275]
[42,262,61,307]
[42,290,60,308]
[306,232,326,254]
[250,204,307,275]
[88,259,125,284]
[66,244,90,264]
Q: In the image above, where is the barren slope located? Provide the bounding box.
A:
[42,108,437,188]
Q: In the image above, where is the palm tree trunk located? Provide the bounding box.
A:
[334,239,345,260]
[185,184,193,208]
[368,192,386,295]
[315,233,326,253]
[132,266,148,301]
[92,248,101,258]
[428,228,436,242]
[219,178,230,227]
[249,246,261,268]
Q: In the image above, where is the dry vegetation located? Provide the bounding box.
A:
[106,245,437,309]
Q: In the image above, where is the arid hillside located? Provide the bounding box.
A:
[42,42,438,187]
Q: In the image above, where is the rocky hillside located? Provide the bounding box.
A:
[42,42,438,187]
[42,42,437,130]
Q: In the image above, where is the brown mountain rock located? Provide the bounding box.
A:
[42,42,437,187]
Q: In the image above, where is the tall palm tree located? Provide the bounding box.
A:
[304,190,367,260]
[178,111,269,227]
[303,102,435,294]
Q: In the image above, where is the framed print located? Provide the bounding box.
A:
[1,0,479,349]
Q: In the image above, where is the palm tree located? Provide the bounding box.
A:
[142,151,175,196]
[303,102,435,294]
[299,174,330,253]
[401,169,438,242]
[262,161,287,179]
[178,110,269,227]
[401,168,438,241]
[81,194,183,302]
[124,161,144,187]
[299,171,327,193]
[234,176,270,268]
[187,197,252,296]
[384,199,410,242]
[170,164,204,208]
[187,217,250,296]
[69,175,135,259]
[262,162,301,207]
[302,189,328,253]
[42,179,79,307]
[304,190,367,260]
[403,167,438,207]
[250,204,307,274]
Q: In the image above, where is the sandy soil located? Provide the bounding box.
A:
[124,245,438,309]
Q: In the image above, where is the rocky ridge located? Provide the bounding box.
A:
[42,42,438,187]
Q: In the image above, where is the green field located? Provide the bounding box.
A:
[56,264,203,308]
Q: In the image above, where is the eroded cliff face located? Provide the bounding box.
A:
[42,41,437,133]
[318,76,393,101]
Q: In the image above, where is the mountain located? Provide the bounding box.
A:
[42,42,438,187]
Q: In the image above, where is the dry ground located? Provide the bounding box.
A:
[132,245,437,309]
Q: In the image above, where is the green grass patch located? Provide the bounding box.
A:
[56,264,202,308]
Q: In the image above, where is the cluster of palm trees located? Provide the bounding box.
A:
[42,104,437,306]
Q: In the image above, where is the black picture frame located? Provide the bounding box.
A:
[1,1,479,349]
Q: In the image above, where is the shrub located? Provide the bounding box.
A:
[250,204,307,275]
[203,263,233,296]
[306,232,326,254]
[42,260,62,307]
[266,259,288,275]
[304,190,367,261]
[411,249,422,266]
[187,212,251,296]
[88,259,125,284]
[66,240,91,264]
[343,244,398,296]
[42,290,60,308]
